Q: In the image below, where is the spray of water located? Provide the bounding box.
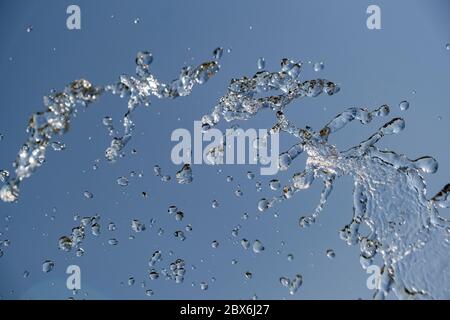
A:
[1,52,449,299]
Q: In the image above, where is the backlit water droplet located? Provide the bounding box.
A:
[42,260,54,273]
[213,47,223,60]
[252,240,265,253]
[257,57,265,70]
[326,249,336,259]
[258,198,270,212]
[313,62,324,72]
[399,100,409,111]
[269,179,281,190]
[83,191,93,199]
[117,176,129,186]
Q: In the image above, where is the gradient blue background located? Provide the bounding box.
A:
[0,0,449,299]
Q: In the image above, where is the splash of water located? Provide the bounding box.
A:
[2,52,449,299]
[0,51,220,202]
[199,59,450,299]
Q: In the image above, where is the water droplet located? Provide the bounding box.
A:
[26,25,33,33]
[247,171,255,180]
[83,191,93,199]
[91,223,101,236]
[287,254,294,261]
[446,43,450,51]
[258,198,270,212]
[128,277,135,286]
[136,51,153,66]
[211,240,219,248]
[108,238,118,245]
[133,18,141,24]
[51,141,66,151]
[279,277,290,287]
[0,170,10,183]
[131,219,146,232]
[153,165,162,176]
[212,200,220,208]
[200,282,209,290]
[269,179,281,190]
[257,57,265,70]
[161,175,171,182]
[244,271,253,279]
[76,248,84,257]
[399,100,409,111]
[23,271,30,278]
[42,260,54,273]
[117,176,129,186]
[313,62,324,72]
[175,211,184,221]
[226,175,233,182]
[326,249,336,259]
[213,47,223,60]
[176,164,193,184]
[241,238,250,250]
[58,236,73,251]
[252,240,265,253]
[149,270,159,280]
[108,222,116,231]
[145,289,154,296]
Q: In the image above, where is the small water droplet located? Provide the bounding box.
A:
[399,100,409,111]
[257,57,265,70]
[200,282,209,290]
[108,238,119,245]
[42,260,54,273]
[211,240,219,248]
[313,62,324,72]
[212,200,220,208]
[26,25,33,33]
[83,191,93,199]
[269,179,281,191]
[117,176,129,186]
[258,198,270,212]
[326,249,336,259]
[252,240,265,253]
[213,47,224,60]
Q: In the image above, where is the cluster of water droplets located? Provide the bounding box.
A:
[0,50,221,202]
[2,49,450,299]
[197,57,450,299]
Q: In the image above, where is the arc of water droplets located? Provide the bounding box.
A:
[199,59,450,299]
[0,51,221,202]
